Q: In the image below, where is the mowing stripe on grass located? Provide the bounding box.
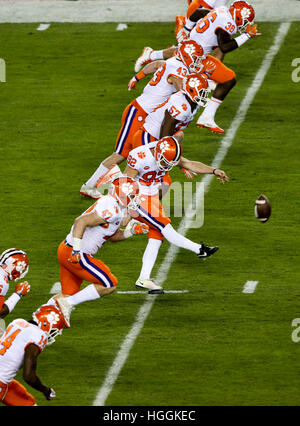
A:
[92,22,291,406]
[243,281,259,294]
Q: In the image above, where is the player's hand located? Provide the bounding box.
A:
[245,24,261,38]
[131,221,149,235]
[15,281,30,297]
[128,76,139,91]
[44,388,56,400]
[213,169,230,184]
[68,250,81,263]
[180,167,197,180]
[177,27,190,43]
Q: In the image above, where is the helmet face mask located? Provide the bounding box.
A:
[177,40,205,74]
[229,1,255,33]
[32,305,65,346]
[0,248,29,281]
[110,177,140,211]
[182,74,209,106]
[154,137,182,172]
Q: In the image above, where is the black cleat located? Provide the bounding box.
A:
[197,244,219,259]
[148,289,164,295]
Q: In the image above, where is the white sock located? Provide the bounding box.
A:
[67,284,100,307]
[85,163,109,187]
[202,97,222,119]
[139,239,162,280]
[162,223,201,254]
[150,50,164,61]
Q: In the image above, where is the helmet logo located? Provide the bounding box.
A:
[16,260,27,273]
[241,7,251,19]
[121,182,134,196]
[159,141,170,154]
[184,44,196,55]
[188,77,201,89]
[46,311,60,325]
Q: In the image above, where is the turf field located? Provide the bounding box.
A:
[0,21,300,406]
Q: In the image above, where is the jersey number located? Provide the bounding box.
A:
[196,10,217,34]
[141,170,164,185]
[0,325,21,356]
[150,63,166,86]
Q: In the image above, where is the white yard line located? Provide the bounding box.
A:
[50,282,61,294]
[117,290,189,294]
[243,281,259,294]
[93,22,291,406]
[36,23,50,31]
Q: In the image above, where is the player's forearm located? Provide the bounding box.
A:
[179,157,214,174]
[23,371,49,395]
[143,60,165,75]
[109,229,126,242]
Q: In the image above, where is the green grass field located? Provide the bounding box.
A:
[0,21,300,406]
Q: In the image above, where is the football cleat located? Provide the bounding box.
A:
[196,116,224,134]
[134,47,153,73]
[54,295,74,328]
[197,244,219,259]
[80,184,101,199]
[135,279,164,294]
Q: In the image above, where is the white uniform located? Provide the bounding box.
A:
[136,57,189,114]
[144,91,200,140]
[0,268,9,309]
[190,6,237,55]
[204,0,229,9]
[66,195,123,256]
[128,142,166,196]
[0,319,47,385]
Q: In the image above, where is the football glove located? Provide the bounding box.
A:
[177,27,190,43]
[245,24,261,38]
[68,250,81,264]
[128,70,146,91]
[45,388,56,400]
[14,281,30,297]
[124,220,149,238]
[180,167,197,180]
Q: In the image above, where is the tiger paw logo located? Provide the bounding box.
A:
[188,77,201,89]
[204,60,216,74]
[241,7,251,20]
[160,141,170,154]
[121,183,134,195]
[184,43,196,55]
[16,261,27,273]
[47,312,60,325]
[137,152,146,159]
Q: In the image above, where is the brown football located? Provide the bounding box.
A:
[254,194,271,223]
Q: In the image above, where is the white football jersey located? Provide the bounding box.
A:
[127,142,166,196]
[0,319,47,385]
[190,7,237,55]
[206,0,229,8]
[144,91,200,140]
[136,56,189,114]
[66,195,123,255]
[0,268,9,298]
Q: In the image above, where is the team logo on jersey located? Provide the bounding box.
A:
[137,152,146,159]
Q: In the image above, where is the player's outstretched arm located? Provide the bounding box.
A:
[217,24,261,54]
[178,157,229,184]
[23,344,56,401]
[128,61,165,91]
[0,282,31,319]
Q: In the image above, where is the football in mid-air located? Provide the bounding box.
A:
[254,194,271,223]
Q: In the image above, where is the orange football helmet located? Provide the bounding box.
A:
[0,248,29,281]
[177,40,205,73]
[155,136,182,172]
[110,177,140,210]
[182,73,209,106]
[33,304,67,346]
[229,1,255,32]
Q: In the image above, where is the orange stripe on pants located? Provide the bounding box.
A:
[57,241,118,295]
[0,380,36,406]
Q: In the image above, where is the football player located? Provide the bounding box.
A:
[124,136,229,292]
[80,40,205,199]
[0,304,67,406]
[54,177,147,325]
[135,1,260,134]
[0,249,30,322]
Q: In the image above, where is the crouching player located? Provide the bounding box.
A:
[0,304,67,406]
[55,177,147,325]
[124,136,229,293]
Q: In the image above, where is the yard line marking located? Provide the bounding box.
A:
[117,290,189,294]
[50,282,61,294]
[92,22,290,406]
[116,23,128,31]
[243,281,259,294]
[37,23,50,31]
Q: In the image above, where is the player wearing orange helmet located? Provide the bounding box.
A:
[0,249,30,322]
[0,304,67,406]
[80,42,205,200]
[124,136,229,292]
[54,177,148,324]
